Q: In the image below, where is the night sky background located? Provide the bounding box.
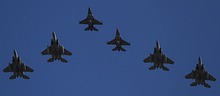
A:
[0,0,220,96]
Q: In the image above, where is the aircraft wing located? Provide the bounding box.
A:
[107,39,117,45]
[92,19,103,25]
[206,73,216,81]
[120,39,130,45]
[165,57,174,64]
[185,71,195,79]
[79,18,89,24]
[25,65,34,72]
[41,46,51,55]
[3,64,12,72]
[143,55,153,63]
[64,49,72,55]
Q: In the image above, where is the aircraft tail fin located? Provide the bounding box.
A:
[190,82,197,86]
[22,75,30,79]
[9,75,16,79]
[204,83,211,88]
[149,66,156,70]
[162,66,169,71]
[60,58,68,63]
[47,58,54,62]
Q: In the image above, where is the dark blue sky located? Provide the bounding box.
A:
[0,0,220,96]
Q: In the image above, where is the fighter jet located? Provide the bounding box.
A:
[185,57,216,88]
[143,41,174,71]
[107,29,130,51]
[41,32,72,63]
[3,50,33,79]
[79,7,103,31]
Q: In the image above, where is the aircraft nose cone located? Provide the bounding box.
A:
[88,7,92,14]
[13,49,18,58]
[52,32,57,40]
[198,56,202,65]
[116,29,120,36]
[156,40,160,48]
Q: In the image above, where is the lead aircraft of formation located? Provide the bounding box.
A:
[79,7,103,31]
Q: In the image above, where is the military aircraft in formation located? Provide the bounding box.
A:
[79,7,103,31]
[143,41,174,71]
[185,57,216,88]
[3,50,33,79]
[107,29,130,51]
[41,32,72,63]
[1,7,217,88]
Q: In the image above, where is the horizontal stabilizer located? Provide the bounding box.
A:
[47,58,54,62]
[112,47,118,51]
[93,26,98,31]
[149,66,156,70]
[23,75,30,79]
[60,58,68,63]
[84,26,91,31]
[84,26,98,31]
[204,83,211,88]
[162,66,169,71]
[120,47,126,52]
[9,75,16,79]
[190,82,197,86]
